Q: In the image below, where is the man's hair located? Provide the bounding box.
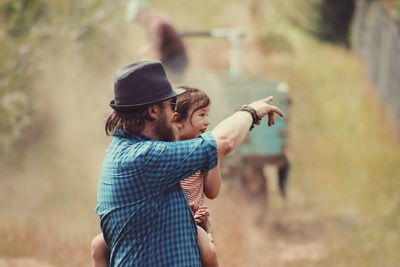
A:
[105,99,174,136]
[174,86,210,125]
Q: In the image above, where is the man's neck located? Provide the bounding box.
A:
[140,124,161,141]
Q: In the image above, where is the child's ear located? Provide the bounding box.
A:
[171,112,181,122]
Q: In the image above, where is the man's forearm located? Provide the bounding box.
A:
[211,111,253,157]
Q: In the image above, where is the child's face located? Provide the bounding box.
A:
[176,104,211,140]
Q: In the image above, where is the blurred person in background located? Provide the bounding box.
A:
[94,60,284,266]
[126,0,188,83]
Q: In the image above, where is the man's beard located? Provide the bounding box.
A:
[154,113,175,142]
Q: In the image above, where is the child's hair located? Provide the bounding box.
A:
[175,86,210,125]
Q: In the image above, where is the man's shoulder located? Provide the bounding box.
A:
[109,132,216,158]
[108,135,157,158]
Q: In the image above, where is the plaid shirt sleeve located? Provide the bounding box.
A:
[141,132,218,191]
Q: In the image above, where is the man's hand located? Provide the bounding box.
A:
[248,96,285,127]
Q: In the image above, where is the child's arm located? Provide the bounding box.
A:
[203,163,221,199]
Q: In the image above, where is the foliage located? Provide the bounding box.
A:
[0,38,33,152]
[0,0,47,154]
[314,0,355,46]
[1,0,47,37]
[282,0,355,47]
[0,0,112,155]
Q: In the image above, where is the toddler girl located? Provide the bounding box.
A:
[172,86,221,266]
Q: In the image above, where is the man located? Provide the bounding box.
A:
[126,0,188,82]
[95,60,284,266]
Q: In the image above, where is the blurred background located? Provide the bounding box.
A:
[1,0,400,266]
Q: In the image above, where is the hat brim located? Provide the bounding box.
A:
[110,88,186,112]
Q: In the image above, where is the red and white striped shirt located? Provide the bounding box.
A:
[181,171,210,231]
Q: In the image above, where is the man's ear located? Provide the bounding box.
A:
[147,104,160,120]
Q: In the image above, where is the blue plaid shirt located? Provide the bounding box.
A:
[95,131,218,266]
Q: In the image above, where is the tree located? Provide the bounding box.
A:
[315,0,356,47]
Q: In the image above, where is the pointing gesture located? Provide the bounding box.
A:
[248,96,285,127]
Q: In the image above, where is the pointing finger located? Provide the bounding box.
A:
[262,96,274,103]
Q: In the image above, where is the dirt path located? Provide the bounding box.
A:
[207,184,329,266]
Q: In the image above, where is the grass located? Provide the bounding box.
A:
[262,4,400,264]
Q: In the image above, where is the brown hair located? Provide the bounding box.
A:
[174,86,210,125]
[105,98,176,136]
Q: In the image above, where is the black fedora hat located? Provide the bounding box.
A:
[110,61,185,111]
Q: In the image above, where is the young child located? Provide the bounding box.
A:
[172,86,221,266]
[91,86,221,267]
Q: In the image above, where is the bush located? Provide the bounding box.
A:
[0,38,34,153]
[1,0,47,37]
[314,0,356,46]
[283,0,356,47]
[0,0,112,157]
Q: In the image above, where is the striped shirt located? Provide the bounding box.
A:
[181,172,210,231]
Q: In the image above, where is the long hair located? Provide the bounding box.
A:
[105,101,168,136]
[174,86,210,124]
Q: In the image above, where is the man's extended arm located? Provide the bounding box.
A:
[211,96,284,158]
